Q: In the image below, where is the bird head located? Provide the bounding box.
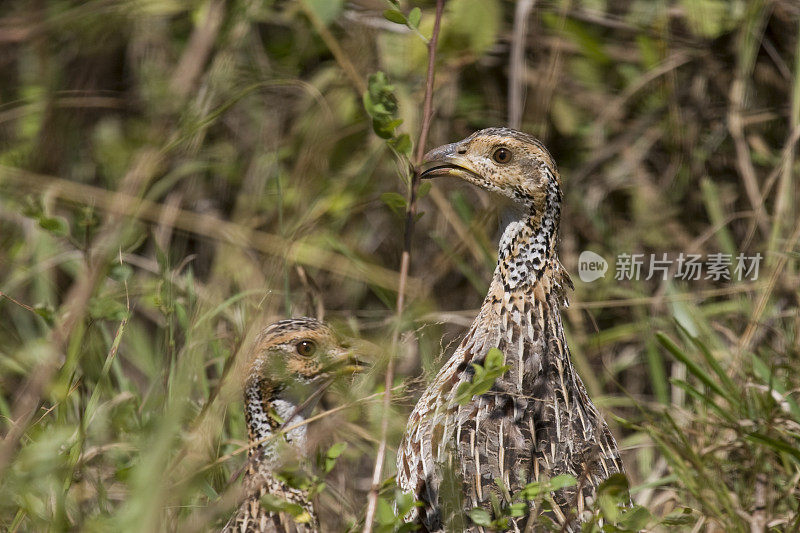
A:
[420,127,560,209]
[246,318,364,402]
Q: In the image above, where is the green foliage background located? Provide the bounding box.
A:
[0,0,798,531]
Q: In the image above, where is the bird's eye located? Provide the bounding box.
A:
[492,147,512,164]
[296,340,317,357]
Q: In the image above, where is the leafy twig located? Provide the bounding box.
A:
[362,2,446,531]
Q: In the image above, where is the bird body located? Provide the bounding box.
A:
[223,318,359,533]
[396,129,624,531]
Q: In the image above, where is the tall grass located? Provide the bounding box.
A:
[0,1,798,531]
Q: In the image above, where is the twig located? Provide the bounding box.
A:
[0,291,37,313]
[362,2,446,531]
[508,0,535,129]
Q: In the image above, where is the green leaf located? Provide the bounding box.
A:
[380,192,407,217]
[617,505,652,530]
[363,72,398,120]
[517,474,576,501]
[383,9,407,25]
[544,15,610,65]
[468,507,492,526]
[109,262,133,282]
[33,305,55,325]
[390,133,412,155]
[327,441,347,458]
[88,297,129,321]
[656,332,732,405]
[517,481,544,500]
[38,216,69,236]
[660,507,696,526]
[394,489,419,517]
[260,494,307,518]
[407,7,421,28]
[324,442,347,472]
[508,502,527,517]
[454,348,510,405]
[680,0,731,38]
[372,121,392,139]
[274,467,314,491]
[595,473,631,523]
[746,432,800,463]
[417,181,432,199]
[548,474,578,491]
[484,347,504,370]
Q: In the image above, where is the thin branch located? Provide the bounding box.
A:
[362,2,446,531]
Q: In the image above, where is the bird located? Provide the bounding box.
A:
[223,317,363,533]
[396,128,625,531]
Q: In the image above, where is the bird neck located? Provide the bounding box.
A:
[451,176,575,391]
[494,176,567,297]
[244,377,308,463]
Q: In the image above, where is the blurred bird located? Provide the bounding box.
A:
[396,129,624,531]
[223,318,362,533]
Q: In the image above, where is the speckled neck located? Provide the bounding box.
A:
[496,174,562,292]
[244,377,307,462]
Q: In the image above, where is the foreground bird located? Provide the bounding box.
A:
[223,318,362,533]
[396,128,624,531]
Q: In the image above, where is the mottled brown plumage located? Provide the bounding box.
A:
[396,129,624,531]
[223,318,361,533]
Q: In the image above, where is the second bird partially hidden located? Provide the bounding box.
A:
[223,318,362,533]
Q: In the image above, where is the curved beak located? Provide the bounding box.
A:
[419,141,480,181]
[325,346,368,375]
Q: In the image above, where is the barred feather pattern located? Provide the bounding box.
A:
[397,155,624,532]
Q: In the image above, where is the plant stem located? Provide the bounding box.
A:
[361,2,445,531]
